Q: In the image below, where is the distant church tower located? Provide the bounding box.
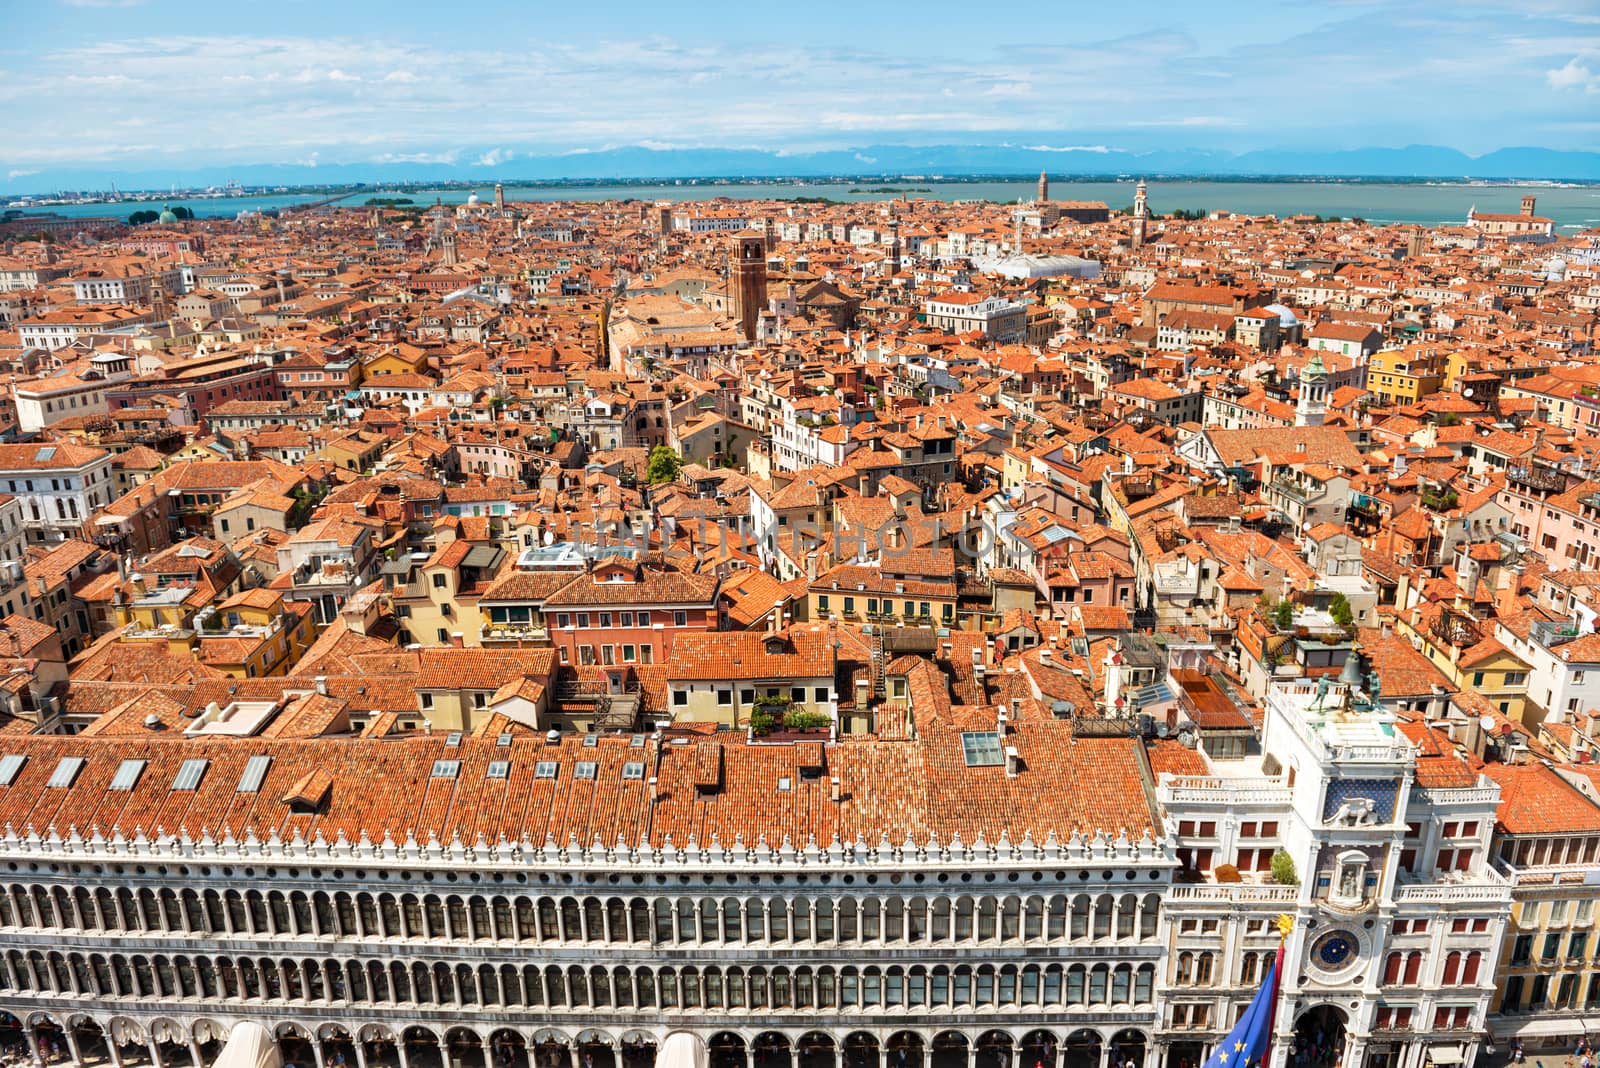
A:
[730,233,767,341]
[1296,351,1328,428]
[1037,170,1049,203]
[494,182,505,213]
[441,230,458,267]
[150,271,172,322]
[886,223,902,276]
[1131,179,1149,250]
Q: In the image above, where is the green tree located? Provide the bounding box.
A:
[128,210,160,226]
[646,445,682,484]
[172,206,195,221]
[1270,849,1299,886]
[1328,593,1354,628]
[1274,598,1295,631]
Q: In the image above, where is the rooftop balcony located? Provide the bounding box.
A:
[1530,618,1582,649]
[1431,609,1482,647]
[1508,463,1567,494]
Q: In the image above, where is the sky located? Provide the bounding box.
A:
[3,0,1600,186]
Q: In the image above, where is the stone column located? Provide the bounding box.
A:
[189,1038,205,1068]
[64,1026,83,1067]
[398,1039,411,1068]
[24,1024,42,1068]
[354,1042,369,1068]
[107,1037,125,1068]
[147,1036,164,1068]
[311,1040,327,1068]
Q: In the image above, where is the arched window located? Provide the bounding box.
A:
[1089,963,1110,1003]
[1092,895,1113,939]
[1070,896,1089,940]
[1403,951,1422,985]
[1023,897,1044,940]
[1066,964,1086,1004]
[1140,893,1160,940]
[1111,963,1132,1004]
[1442,951,1462,986]
[561,899,582,940]
[1176,952,1194,985]
[743,898,765,941]
[1463,951,1482,985]
[1116,894,1137,939]
[1135,963,1155,1003]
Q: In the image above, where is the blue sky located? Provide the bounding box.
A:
[4,0,1599,182]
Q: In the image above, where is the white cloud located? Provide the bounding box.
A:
[1547,56,1600,91]
[7,169,40,180]
[5,10,1600,171]
[373,150,459,165]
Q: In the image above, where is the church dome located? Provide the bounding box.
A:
[466,192,481,206]
[157,205,178,224]
[1265,302,1299,328]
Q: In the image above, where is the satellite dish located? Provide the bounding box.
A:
[1463,388,1474,398]
[1479,715,1497,733]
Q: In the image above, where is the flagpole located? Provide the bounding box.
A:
[1261,914,1294,1068]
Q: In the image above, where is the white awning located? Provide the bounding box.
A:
[656,1034,707,1068]
[215,1022,283,1068]
[1426,1047,1465,1065]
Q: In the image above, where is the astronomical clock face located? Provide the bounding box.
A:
[1311,930,1360,972]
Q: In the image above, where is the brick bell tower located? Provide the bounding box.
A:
[731,233,767,341]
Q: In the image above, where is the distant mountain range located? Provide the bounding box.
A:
[8,143,1600,193]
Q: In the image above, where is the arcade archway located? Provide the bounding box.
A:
[1294,1007,1348,1068]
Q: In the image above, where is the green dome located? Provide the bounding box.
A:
[157,205,178,224]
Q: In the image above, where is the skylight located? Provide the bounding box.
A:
[0,755,26,786]
[173,759,209,791]
[574,761,598,780]
[621,762,645,780]
[47,757,85,789]
[236,755,272,793]
[534,761,558,779]
[960,731,1005,767]
[431,760,461,779]
[487,761,511,780]
[109,759,146,791]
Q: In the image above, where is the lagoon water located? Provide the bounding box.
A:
[18,179,1600,230]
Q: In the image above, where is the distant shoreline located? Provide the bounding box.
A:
[8,172,1597,210]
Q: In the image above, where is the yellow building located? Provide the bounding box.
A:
[808,559,959,629]
[117,585,317,677]
[1483,762,1600,1051]
[362,344,430,377]
[1367,347,1446,405]
[1398,605,1531,721]
[666,630,839,727]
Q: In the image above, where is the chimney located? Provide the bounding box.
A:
[1004,746,1020,778]
[315,675,328,696]
[830,777,842,802]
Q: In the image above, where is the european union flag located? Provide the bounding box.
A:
[1201,949,1282,1068]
